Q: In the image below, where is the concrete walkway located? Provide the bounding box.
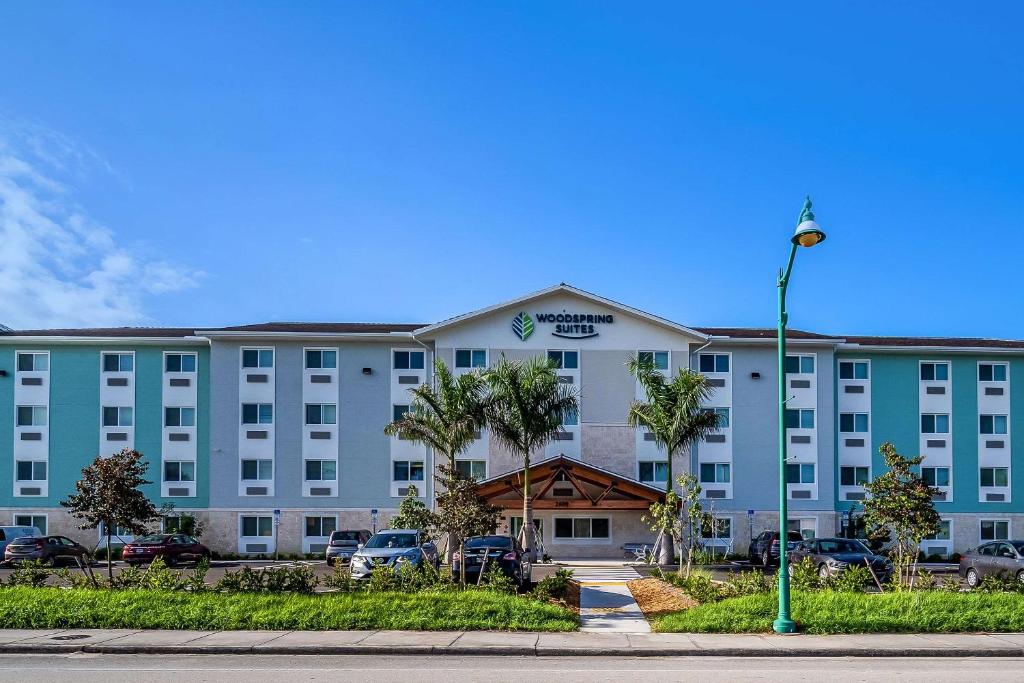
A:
[4,629,1024,657]
[570,565,650,633]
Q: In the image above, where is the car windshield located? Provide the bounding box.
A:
[134,535,169,546]
[465,536,513,549]
[818,539,870,554]
[1013,543,1024,554]
[330,531,363,542]
[363,533,417,549]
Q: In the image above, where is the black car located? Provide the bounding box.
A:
[748,531,804,566]
[787,537,893,582]
[959,541,1024,587]
[452,535,532,589]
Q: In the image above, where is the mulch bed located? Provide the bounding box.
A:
[627,577,697,618]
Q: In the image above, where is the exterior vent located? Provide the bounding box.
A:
[643,432,657,441]
[310,431,331,440]
[552,432,574,441]
[169,378,190,387]
[168,433,190,442]
[246,374,269,383]
[986,440,1005,449]
[106,377,129,387]
[790,379,811,389]
[844,385,864,394]
[20,377,43,386]
[552,487,574,497]
[844,438,865,447]
[310,374,332,384]
[924,546,947,557]
[246,431,268,439]
[557,375,574,384]
[704,489,726,499]
[925,439,946,448]
[106,432,128,441]
[790,435,811,444]
[985,387,1005,396]
[308,543,328,553]
[931,491,947,501]
[397,487,410,496]
[244,543,268,553]
[986,493,1006,502]
[845,491,865,501]
[398,375,419,385]
[925,386,946,395]
[19,487,42,496]
[309,487,332,496]
[707,378,726,387]
[167,487,190,497]
[473,431,482,440]
[245,486,268,496]
[790,490,812,499]
[19,432,42,441]
[705,434,727,443]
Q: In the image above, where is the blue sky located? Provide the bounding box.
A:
[0,3,1021,336]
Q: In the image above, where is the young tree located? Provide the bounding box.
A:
[60,448,159,581]
[643,473,712,577]
[434,465,502,585]
[384,359,488,561]
[388,485,437,534]
[627,359,720,565]
[484,356,579,562]
[862,442,942,589]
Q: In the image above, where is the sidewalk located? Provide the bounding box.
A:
[3,629,1024,657]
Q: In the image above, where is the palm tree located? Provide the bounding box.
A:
[627,358,720,566]
[384,359,488,561]
[484,356,579,562]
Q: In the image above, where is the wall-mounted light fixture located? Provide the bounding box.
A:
[362,367,372,376]
[0,370,7,377]
[750,372,761,380]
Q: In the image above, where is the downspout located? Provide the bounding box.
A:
[410,332,437,509]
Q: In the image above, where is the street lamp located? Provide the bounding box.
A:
[774,196,826,634]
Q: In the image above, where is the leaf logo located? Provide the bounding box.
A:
[512,311,534,341]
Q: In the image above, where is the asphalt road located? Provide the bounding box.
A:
[0,654,1018,682]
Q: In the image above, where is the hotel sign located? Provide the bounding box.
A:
[513,310,615,340]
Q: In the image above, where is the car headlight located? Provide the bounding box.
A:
[352,555,368,566]
[397,550,421,562]
[827,559,848,567]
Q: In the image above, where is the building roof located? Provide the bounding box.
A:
[696,327,839,341]
[841,335,1024,349]
[0,327,199,338]
[211,322,424,334]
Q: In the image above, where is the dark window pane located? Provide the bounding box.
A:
[455,350,471,368]
[554,518,573,538]
[591,518,610,538]
[410,352,424,370]
[242,350,259,368]
[306,350,321,369]
[699,355,715,372]
[563,351,578,369]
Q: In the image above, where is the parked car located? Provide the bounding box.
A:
[122,534,211,566]
[4,535,90,566]
[959,541,1024,587]
[0,526,43,560]
[748,531,804,566]
[325,529,372,566]
[787,537,893,582]
[350,529,439,579]
[452,535,532,589]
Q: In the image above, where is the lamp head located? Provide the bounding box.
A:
[792,196,826,247]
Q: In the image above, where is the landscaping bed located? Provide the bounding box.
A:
[627,577,695,618]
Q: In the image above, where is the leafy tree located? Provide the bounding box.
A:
[388,485,437,534]
[862,442,942,589]
[384,359,488,560]
[484,356,579,561]
[643,473,712,577]
[627,359,719,565]
[60,448,159,581]
[154,502,206,538]
[434,465,502,584]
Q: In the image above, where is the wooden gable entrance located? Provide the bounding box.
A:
[474,455,664,511]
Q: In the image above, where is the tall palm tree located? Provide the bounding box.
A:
[627,358,720,566]
[484,356,578,562]
[384,359,488,561]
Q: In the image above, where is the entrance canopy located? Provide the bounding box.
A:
[474,454,665,510]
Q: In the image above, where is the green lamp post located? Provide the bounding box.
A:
[774,197,827,634]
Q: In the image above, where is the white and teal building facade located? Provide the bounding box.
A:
[0,284,1021,558]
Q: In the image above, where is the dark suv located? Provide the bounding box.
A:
[748,531,804,566]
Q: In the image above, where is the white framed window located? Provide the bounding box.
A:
[698,353,730,373]
[393,461,425,482]
[305,516,337,538]
[979,363,1008,382]
[102,352,134,372]
[241,459,273,481]
[699,462,731,484]
[922,466,950,488]
[839,413,869,433]
[547,350,579,369]
[455,349,487,369]
[785,408,814,429]
[305,403,337,425]
[165,353,197,373]
[785,355,815,374]
[921,414,949,434]
[925,519,952,541]
[785,463,815,484]
[241,403,273,424]
[787,518,817,540]
[305,349,337,369]
[164,407,196,427]
[701,517,732,539]
[15,461,47,481]
[561,409,579,427]
[240,516,273,537]
[920,362,949,381]
[241,348,274,369]
[553,517,610,540]
[102,406,133,427]
[638,461,668,484]
[838,360,869,380]
[163,461,196,482]
[703,407,730,428]
[393,350,425,370]
[840,466,870,486]
[15,406,47,427]
[455,460,487,480]
[981,519,1009,541]
[305,459,337,481]
[14,514,47,534]
[980,467,1009,488]
[16,352,48,372]
[638,351,669,371]
[980,415,1008,435]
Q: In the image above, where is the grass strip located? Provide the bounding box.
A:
[0,587,577,632]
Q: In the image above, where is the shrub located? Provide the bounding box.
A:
[531,568,575,602]
[723,570,776,597]
[825,565,871,592]
[480,563,516,594]
[977,573,1020,593]
[262,565,319,594]
[215,566,266,593]
[323,564,360,592]
[940,575,962,592]
[366,565,398,592]
[183,558,210,592]
[914,569,937,590]
[93,546,123,561]
[950,552,962,563]
[53,567,95,589]
[142,557,184,591]
[7,560,50,588]
[789,557,822,591]
[109,564,146,589]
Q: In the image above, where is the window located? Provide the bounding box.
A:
[305,349,337,369]
[164,461,196,482]
[920,362,949,381]
[547,350,578,369]
[701,517,732,539]
[839,413,869,433]
[393,461,425,482]
[784,408,815,429]
[785,463,815,484]
[16,352,48,372]
[981,467,1009,488]
[241,459,273,480]
[921,414,950,434]
[785,355,815,374]
[981,520,1009,541]
[165,353,197,373]
[702,407,730,429]
[305,403,337,425]
[164,407,196,427]
[698,353,730,373]
[393,350,425,370]
[305,516,337,538]
[393,404,410,422]
[455,349,487,369]
[16,406,47,427]
[562,409,578,427]
[242,349,274,368]
[840,466,870,486]
[102,353,133,372]
[241,403,273,424]
[699,463,731,484]
[839,361,869,380]
[162,516,199,534]
[638,351,669,371]
[787,519,817,540]
[15,460,46,481]
[979,363,1007,382]
[926,520,951,541]
[980,415,1008,435]
[922,466,950,488]
[14,515,47,534]
[305,460,337,481]
[455,460,487,480]
[638,461,668,484]
[241,516,273,537]
[102,406,133,427]
[554,517,610,540]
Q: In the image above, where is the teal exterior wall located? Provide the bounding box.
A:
[0,347,13,507]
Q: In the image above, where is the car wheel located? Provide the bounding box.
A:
[818,564,830,580]
[787,563,794,577]
[326,558,334,567]
[761,550,770,567]
[966,568,980,588]
[1017,570,1024,584]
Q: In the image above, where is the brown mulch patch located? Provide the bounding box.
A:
[627,577,697,618]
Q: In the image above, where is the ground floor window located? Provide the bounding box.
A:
[981,519,1009,541]
[787,518,817,540]
[509,517,543,543]
[304,516,337,538]
[925,519,951,541]
[241,516,273,537]
[701,516,732,539]
[455,460,486,480]
[162,515,199,535]
[638,461,668,484]
[14,514,46,534]
[553,517,610,540]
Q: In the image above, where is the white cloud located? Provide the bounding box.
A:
[0,120,201,329]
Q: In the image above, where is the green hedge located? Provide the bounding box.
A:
[0,587,576,632]
[655,590,1024,634]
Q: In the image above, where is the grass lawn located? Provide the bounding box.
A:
[0,587,577,632]
[654,591,1024,634]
